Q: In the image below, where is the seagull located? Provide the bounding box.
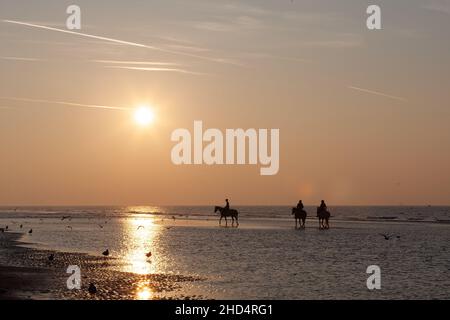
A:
[88,283,97,294]
[48,254,55,261]
[61,216,71,221]
[98,224,104,229]
[145,251,152,258]
[137,225,145,230]
[5,226,8,231]
[67,226,73,231]
[379,233,400,240]
[172,216,176,221]
[28,229,33,234]
[102,249,109,256]
[20,224,23,229]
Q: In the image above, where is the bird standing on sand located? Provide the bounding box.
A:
[5,226,8,231]
[379,234,400,240]
[28,229,33,234]
[20,224,23,229]
[102,249,109,256]
[88,283,97,294]
[48,254,55,261]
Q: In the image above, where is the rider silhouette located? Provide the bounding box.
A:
[319,200,327,212]
[225,199,230,211]
[297,200,304,211]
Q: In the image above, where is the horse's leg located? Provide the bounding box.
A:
[219,216,222,226]
[225,216,228,226]
[295,218,298,229]
[231,216,235,226]
[236,216,239,226]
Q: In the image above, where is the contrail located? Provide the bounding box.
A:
[3,20,241,66]
[0,56,42,61]
[93,60,180,66]
[348,85,407,102]
[105,66,208,75]
[0,97,130,111]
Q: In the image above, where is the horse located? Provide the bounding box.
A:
[291,207,307,229]
[214,206,239,227]
[316,207,331,229]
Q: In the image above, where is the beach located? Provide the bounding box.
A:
[0,206,449,300]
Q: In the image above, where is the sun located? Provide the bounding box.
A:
[134,106,155,126]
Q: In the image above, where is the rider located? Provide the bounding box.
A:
[297,200,304,211]
[224,199,230,212]
[319,200,327,212]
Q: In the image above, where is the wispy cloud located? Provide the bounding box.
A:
[93,60,180,66]
[105,66,207,75]
[0,56,43,62]
[347,86,407,102]
[301,33,363,48]
[0,97,130,111]
[422,1,450,14]
[242,52,312,64]
[2,20,241,66]
[195,15,264,32]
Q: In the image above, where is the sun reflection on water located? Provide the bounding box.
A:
[123,209,162,275]
[136,283,154,300]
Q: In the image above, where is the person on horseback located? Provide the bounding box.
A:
[224,199,230,212]
[319,200,327,213]
[297,200,304,211]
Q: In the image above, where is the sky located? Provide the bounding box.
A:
[0,0,449,206]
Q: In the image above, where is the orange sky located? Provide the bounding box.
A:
[0,0,449,205]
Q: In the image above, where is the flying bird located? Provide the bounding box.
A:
[102,249,109,256]
[146,251,152,258]
[137,225,145,230]
[98,224,104,229]
[28,229,33,234]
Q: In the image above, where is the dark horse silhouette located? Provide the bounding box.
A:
[291,207,307,229]
[214,206,239,227]
[316,207,331,229]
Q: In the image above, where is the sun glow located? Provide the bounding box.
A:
[134,105,155,126]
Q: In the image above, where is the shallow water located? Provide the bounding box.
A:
[0,206,449,299]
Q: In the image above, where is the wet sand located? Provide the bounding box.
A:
[0,232,204,300]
